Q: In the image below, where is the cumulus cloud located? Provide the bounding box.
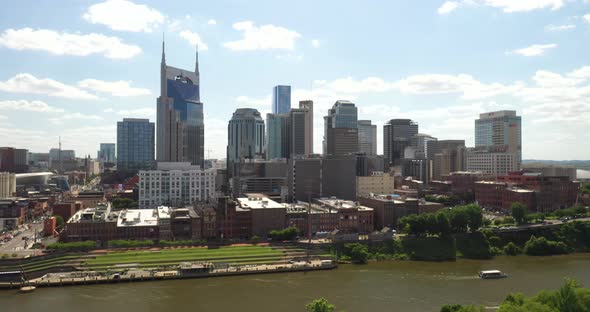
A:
[116,108,156,118]
[438,1,460,14]
[77,79,151,97]
[311,39,320,48]
[545,24,576,31]
[224,21,301,51]
[508,43,557,56]
[584,14,590,24]
[0,100,64,113]
[483,0,564,12]
[0,73,99,100]
[83,0,165,32]
[208,19,217,25]
[49,113,103,125]
[179,30,209,50]
[0,28,141,59]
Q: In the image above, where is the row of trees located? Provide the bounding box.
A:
[425,194,461,206]
[400,204,483,236]
[269,226,300,241]
[47,241,96,250]
[441,279,590,312]
[111,198,138,210]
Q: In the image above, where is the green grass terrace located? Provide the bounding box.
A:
[81,245,290,270]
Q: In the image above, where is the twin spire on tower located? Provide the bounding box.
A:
[161,33,199,74]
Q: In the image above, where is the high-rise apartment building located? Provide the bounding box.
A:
[266,113,290,160]
[323,100,358,156]
[138,162,216,208]
[227,108,266,165]
[156,41,204,167]
[272,85,291,114]
[383,119,418,167]
[117,118,155,170]
[97,143,116,163]
[475,110,522,168]
[299,100,314,156]
[358,120,377,156]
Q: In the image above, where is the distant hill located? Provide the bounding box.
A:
[523,160,590,170]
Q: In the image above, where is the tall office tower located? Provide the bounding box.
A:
[156,40,204,167]
[97,143,116,163]
[428,140,466,180]
[475,110,522,168]
[266,113,290,160]
[299,100,314,156]
[358,120,377,156]
[412,133,437,159]
[117,118,155,170]
[290,108,307,157]
[323,100,359,156]
[227,108,266,165]
[383,119,418,167]
[272,85,291,114]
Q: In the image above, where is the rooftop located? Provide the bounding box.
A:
[117,209,158,227]
[237,196,285,209]
[316,198,373,211]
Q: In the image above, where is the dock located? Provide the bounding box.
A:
[0,260,337,290]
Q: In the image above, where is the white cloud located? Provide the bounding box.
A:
[481,0,564,12]
[49,113,103,125]
[545,24,576,31]
[179,30,209,50]
[103,108,114,113]
[208,19,217,25]
[77,79,151,97]
[584,14,590,24]
[224,21,301,51]
[0,28,141,59]
[83,0,164,32]
[508,43,557,56]
[438,1,460,14]
[235,95,271,109]
[311,39,320,48]
[116,108,156,118]
[0,73,99,100]
[0,100,64,113]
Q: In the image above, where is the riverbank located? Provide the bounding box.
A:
[0,260,337,290]
[2,254,588,312]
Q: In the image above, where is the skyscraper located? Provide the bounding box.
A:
[156,40,204,167]
[475,110,522,168]
[266,113,290,160]
[383,119,418,167]
[272,85,291,114]
[97,143,116,163]
[323,100,359,156]
[290,108,307,157]
[358,120,377,156]
[227,108,266,164]
[117,118,155,170]
[299,100,314,156]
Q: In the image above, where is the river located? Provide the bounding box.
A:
[1,254,590,312]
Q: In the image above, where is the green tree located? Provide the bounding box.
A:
[503,242,521,256]
[349,244,369,264]
[112,198,138,210]
[436,212,451,236]
[465,204,483,232]
[511,202,528,225]
[556,279,583,312]
[306,298,335,312]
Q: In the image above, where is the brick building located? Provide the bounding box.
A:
[474,181,536,212]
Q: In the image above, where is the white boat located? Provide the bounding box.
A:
[479,270,507,279]
[19,286,36,293]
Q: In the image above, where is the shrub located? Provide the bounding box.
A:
[47,240,96,250]
[503,242,521,256]
[523,236,569,256]
[490,246,503,256]
[269,226,299,241]
[488,236,502,248]
[1,254,8,259]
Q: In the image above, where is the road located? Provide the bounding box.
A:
[0,222,45,257]
[492,217,590,233]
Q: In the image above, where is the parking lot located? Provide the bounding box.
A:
[0,221,46,257]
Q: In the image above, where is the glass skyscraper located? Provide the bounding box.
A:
[357,120,377,156]
[157,41,204,167]
[272,85,291,114]
[266,113,290,160]
[227,108,266,164]
[97,143,116,163]
[117,118,155,170]
[383,119,419,167]
[323,100,359,155]
[474,110,522,167]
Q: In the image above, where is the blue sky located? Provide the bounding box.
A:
[0,0,589,160]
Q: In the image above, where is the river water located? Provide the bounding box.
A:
[2,254,590,312]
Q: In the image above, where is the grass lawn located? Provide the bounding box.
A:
[84,246,284,267]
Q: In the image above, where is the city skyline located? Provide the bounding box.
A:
[0,1,589,160]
